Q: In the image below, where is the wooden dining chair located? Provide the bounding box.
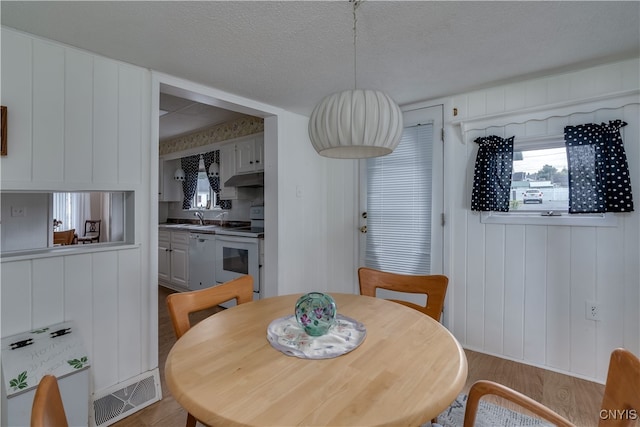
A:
[30,375,68,427]
[78,219,101,244]
[463,348,640,427]
[166,275,254,427]
[358,267,449,322]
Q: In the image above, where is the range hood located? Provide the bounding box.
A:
[224,172,264,188]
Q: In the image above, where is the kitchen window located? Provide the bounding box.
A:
[193,169,216,209]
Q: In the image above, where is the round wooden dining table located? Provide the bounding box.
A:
[165,293,468,426]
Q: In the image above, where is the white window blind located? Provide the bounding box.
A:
[365,123,433,274]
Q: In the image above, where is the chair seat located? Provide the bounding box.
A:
[78,233,99,243]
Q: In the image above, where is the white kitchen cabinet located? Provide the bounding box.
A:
[158,229,189,290]
[158,230,171,283]
[219,143,239,200]
[219,140,258,200]
[236,136,264,174]
[159,158,182,202]
[170,232,189,287]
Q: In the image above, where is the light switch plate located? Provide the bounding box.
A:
[11,206,26,217]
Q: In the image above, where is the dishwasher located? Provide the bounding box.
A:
[188,233,216,291]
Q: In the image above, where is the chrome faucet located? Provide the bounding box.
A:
[215,211,229,227]
[194,211,205,225]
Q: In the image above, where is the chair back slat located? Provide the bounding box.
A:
[358,267,448,321]
[166,275,254,339]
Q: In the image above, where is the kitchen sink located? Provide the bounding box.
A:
[160,224,222,232]
[191,225,222,231]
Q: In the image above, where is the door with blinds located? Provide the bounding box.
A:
[359,105,444,277]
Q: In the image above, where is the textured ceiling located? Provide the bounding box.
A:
[2,1,639,136]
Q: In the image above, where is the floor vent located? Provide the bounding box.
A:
[91,369,161,427]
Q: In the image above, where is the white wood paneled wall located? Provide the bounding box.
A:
[447,59,640,382]
[0,27,153,395]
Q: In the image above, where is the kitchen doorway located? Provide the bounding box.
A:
[150,72,279,377]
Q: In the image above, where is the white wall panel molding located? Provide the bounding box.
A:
[0,27,152,410]
[0,30,33,183]
[448,59,640,382]
[1,27,150,189]
[454,89,639,141]
[32,39,65,183]
[64,49,94,183]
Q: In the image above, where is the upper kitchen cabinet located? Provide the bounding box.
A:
[159,158,182,202]
[219,133,263,200]
[236,135,264,174]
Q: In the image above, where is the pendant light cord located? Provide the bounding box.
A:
[351,0,361,90]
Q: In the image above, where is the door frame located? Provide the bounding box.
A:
[149,71,281,371]
[358,104,445,273]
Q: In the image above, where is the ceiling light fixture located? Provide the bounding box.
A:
[208,163,219,178]
[173,168,185,181]
[308,0,403,159]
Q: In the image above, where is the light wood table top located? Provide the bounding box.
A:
[165,293,468,426]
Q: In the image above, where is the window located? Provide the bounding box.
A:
[463,98,635,226]
[510,146,569,212]
[193,170,216,209]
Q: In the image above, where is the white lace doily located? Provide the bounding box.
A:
[267,314,366,359]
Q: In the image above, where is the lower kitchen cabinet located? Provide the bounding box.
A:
[158,230,189,290]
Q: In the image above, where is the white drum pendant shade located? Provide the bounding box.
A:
[308,89,404,158]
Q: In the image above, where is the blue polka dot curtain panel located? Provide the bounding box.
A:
[564,120,634,213]
[181,155,200,210]
[471,135,515,212]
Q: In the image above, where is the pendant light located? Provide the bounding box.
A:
[308,0,403,159]
[173,168,185,181]
[208,162,219,178]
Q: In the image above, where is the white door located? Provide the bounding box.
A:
[359,105,444,275]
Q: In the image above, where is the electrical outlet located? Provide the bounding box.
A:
[585,301,601,321]
[10,206,26,217]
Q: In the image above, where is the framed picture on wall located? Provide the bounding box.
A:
[1,106,6,156]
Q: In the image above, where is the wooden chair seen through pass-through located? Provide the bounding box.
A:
[30,375,68,427]
[78,220,101,244]
[358,267,448,322]
[463,348,640,427]
[166,275,254,427]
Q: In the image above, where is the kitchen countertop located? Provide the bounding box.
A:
[159,223,222,234]
[159,223,264,238]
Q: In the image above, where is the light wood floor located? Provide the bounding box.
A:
[113,286,605,426]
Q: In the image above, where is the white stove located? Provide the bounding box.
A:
[215,206,264,238]
[215,206,264,303]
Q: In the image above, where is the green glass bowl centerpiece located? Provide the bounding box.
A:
[295,292,337,336]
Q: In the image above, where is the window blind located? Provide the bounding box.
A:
[365,123,433,274]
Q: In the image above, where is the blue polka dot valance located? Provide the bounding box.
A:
[471,135,515,212]
[564,120,633,213]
